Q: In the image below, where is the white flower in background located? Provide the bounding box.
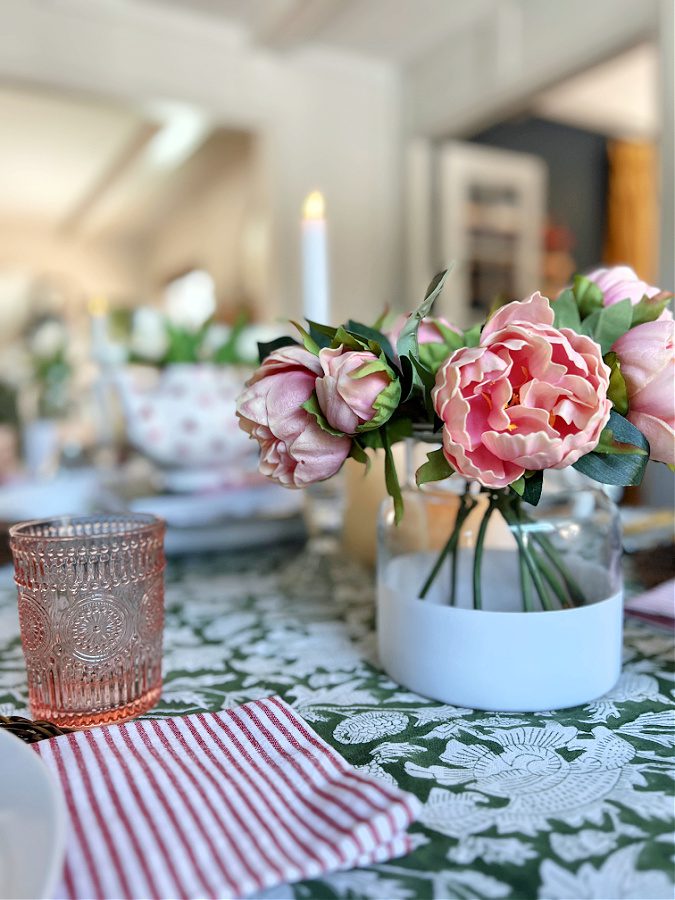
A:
[164,270,216,332]
[200,322,232,358]
[235,324,286,364]
[29,320,66,359]
[130,307,169,362]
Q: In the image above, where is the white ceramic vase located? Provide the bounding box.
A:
[376,457,624,712]
[378,551,623,711]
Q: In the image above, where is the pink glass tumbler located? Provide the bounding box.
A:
[10,514,166,727]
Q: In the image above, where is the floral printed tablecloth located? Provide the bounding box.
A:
[0,546,673,900]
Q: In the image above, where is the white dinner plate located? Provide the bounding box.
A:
[0,728,66,899]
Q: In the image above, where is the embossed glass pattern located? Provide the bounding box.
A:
[10,514,165,727]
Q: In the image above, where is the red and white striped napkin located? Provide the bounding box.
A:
[35,696,420,900]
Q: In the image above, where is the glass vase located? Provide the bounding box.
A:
[376,439,624,711]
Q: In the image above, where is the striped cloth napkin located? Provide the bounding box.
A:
[35,696,420,900]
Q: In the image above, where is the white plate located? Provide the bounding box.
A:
[128,482,303,528]
[0,729,66,899]
[0,471,100,522]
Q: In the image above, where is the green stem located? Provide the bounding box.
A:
[518,539,534,612]
[449,528,461,606]
[472,496,496,611]
[501,503,554,612]
[530,531,585,607]
[419,489,474,601]
[531,548,573,610]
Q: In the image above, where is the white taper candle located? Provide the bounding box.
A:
[301,191,330,325]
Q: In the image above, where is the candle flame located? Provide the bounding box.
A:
[302,191,325,221]
[88,295,108,317]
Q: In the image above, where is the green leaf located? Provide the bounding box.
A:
[415,448,453,486]
[510,477,525,497]
[606,409,650,451]
[630,293,672,327]
[594,410,648,457]
[290,321,321,355]
[580,298,632,354]
[165,323,205,364]
[573,275,604,318]
[257,336,299,363]
[301,393,346,437]
[211,312,249,363]
[396,268,451,398]
[604,351,628,415]
[595,428,647,455]
[356,368,401,433]
[573,411,649,485]
[408,355,436,418]
[552,289,582,331]
[330,325,370,353]
[381,425,404,525]
[521,470,543,506]
[463,323,482,348]
[573,450,648,485]
[434,320,465,352]
[419,341,453,373]
[306,320,337,349]
[346,320,395,362]
[349,440,370,470]
[358,416,413,450]
[372,308,389,331]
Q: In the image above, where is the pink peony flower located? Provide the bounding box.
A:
[387,313,461,347]
[236,345,351,486]
[612,319,675,466]
[432,293,612,488]
[587,265,672,319]
[315,346,399,434]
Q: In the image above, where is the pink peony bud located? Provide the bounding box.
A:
[236,345,350,486]
[587,265,672,319]
[612,319,675,466]
[315,346,400,434]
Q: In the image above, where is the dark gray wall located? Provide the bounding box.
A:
[470,117,609,271]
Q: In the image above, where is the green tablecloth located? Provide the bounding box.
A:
[1,547,673,900]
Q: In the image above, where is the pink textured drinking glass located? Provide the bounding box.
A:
[9,514,166,727]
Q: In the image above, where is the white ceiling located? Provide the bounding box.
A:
[140,0,287,32]
[0,3,658,241]
[0,87,142,223]
[0,83,251,239]
[140,0,497,62]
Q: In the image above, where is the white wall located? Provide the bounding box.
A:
[0,0,402,324]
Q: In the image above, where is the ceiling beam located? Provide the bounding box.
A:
[59,120,159,235]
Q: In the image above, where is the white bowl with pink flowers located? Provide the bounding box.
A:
[116,364,255,486]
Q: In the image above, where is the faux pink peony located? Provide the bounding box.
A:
[612,319,675,466]
[315,346,399,434]
[588,265,672,319]
[236,345,350,486]
[433,293,612,488]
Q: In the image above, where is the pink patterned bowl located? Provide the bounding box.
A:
[116,363,253,472]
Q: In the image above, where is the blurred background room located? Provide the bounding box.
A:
[0,0,672,559]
